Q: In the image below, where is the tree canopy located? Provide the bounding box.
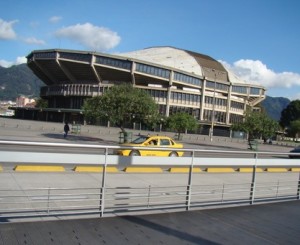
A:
[35,98,48,109]
[83,84,159,132]
[289,120,300,140]
[231,110,279,140]
[280,100,300,128]
[167,112,198,138]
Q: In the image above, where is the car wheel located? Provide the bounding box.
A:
[169,151,178,157]
[130,150,140,156]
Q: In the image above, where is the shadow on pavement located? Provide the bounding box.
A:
[42,133,114,143]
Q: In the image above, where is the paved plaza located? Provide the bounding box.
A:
[1,117,300,244]
[0,117,296,152]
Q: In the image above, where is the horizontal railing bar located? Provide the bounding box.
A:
[1,140,300,220]
[1,140,299,157]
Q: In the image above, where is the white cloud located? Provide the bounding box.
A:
[49,16,62,24]
[55,23,121,51]
[0,19,18,40]
[220,59,300,89]
[15,56,27,65]
[0,56,26,68]
[24,37,45,45]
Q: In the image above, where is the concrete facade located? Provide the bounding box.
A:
[18,47,265,135]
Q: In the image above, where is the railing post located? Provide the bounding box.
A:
[250,153,258,204]
[100,147,108,217]
[47,187,50,214]
[221,184,225,203]
[147,185,151,208]
[186,150,195,211]
[276,180,280,199]
[297,172,300,200]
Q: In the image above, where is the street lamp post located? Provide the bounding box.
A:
[210,70,217,141]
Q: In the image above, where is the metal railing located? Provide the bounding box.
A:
[0,140,300,220]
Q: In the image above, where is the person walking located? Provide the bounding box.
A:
[64,122,70,138]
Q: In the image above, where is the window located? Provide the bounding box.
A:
[136,63,170,78]
[231,101,244,110]
[250,87,260,95]
[160,139,171,146]
[229,113,244,124]
[174,72,202,86]
[96,56,131,70]
[232,86,247,94]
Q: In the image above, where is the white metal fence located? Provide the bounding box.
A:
[0,140,300,220]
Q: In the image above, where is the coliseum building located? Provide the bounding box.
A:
[20,46,265,136]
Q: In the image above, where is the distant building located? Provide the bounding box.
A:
[14,47,265,136]
[16,96,35,107]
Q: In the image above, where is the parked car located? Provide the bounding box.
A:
[289,146,300,158]
[116,135,184,157]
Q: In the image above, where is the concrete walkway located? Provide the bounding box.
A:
[1,200,300,244]
[1,117,300,244]
[0,117,296,152]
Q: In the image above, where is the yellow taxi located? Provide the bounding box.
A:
[116,135,184,157]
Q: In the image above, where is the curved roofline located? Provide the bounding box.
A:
[27,47,265,89]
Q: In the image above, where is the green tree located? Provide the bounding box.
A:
[167,112,198,139]
[280,100,300,128]
[290,120,300,141]
[83,84,158,140]
[35,98,48,109]
[231,110,279,141]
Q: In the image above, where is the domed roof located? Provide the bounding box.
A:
[119,46,245,84]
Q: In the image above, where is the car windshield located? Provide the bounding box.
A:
[130,136,149,144]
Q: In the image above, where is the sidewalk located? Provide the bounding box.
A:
[0,117,295,152]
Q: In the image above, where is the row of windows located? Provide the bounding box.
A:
[59,52,91,62]
[250,87,260,95]
[232,86,261,95]
[203,110,227,123]
[206,81,229,92]
[169,106,200,118]
[205,96,227,107]
[96,56,132,70]
[171,92,201,104]
[34,52,56,59]
[229,113,243,124]
[146,89,167,99]
[136,63,170,79]
[90,86,111,93]
[173,72,202,86]
[230,101,244,110]
[232,86,247,94]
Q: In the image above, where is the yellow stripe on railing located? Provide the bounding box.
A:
[74,166,118,172]
[290,168,300,172]
[124,167,163,173]
[14,165,65,172]
[266,168,288,172]
[238,168,264,172]
[169,167,202,173]
[206,168,235,173]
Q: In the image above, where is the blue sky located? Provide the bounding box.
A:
[1,0,300,100]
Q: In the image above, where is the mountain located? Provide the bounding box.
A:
[0,64,44,101]
[261,96,290,121]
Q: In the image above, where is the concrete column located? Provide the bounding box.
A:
[226,85,232,125]
[166,70,173,117]
[200,78,206,121]
[131,62,136,85]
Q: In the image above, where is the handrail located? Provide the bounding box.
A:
[0,139,299,167]
[0,140,300,221]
